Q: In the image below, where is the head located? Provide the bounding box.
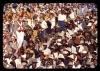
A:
[46,61,52,67]
[67,61,73,69]
[32,62,37,69]
[93,59,98,66]
[41,59,46,66]
[40,54,45,60]
[82,4,85,8]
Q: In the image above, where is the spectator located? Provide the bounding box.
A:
[3,3,97,69]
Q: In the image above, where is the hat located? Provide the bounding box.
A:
[58,54,65,59]
[50,46,55,49]
[32,59,37,63]
[57,43,62,46]
[87,22,92,26]
[21,55,26,59]
[30,50,34,54]
[72,51,77,54]
[82,50,87,54]
[57,39,62,42]
[68,54,74,59]
[49,55,54,59]
[58,62,65,67]
[90,19,94,22]
[66,48,71,52]
[43,43,47,46]
[62,51,68,54]
[21,62,26,66]
[8,51,12,54]
[78,45,84,53]
[68,61,73,65]
[85,16,89,19]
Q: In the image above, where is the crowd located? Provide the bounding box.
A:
[3,3,98,69]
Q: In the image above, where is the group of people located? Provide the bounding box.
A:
[3,3,98,69]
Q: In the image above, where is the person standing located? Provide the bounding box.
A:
[58,9,66,31]
[16,18,24,56]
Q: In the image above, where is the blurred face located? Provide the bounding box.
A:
[82,4,85,8]
[76,61,80,65]
[32,63,37,68]
[82,60,86,65]
[90,48,94,53]
[41,60,46,65]
[68,65,73,68]
[11,37,15,41]
[46,62,51,67]
[58,66,64,69]
[90,39,95,44]
[93,59,97,65]
[26,53,30,59]
[35,20,38,24]
[40,55,44,60]
[8,53,12,58]
[12,56,16,61]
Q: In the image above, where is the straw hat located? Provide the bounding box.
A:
[58,62,65,67]
[62,51,68,54]
[58,54,65,59]
[57,43,62,46]
[87,22,92,26]
[82,50,87,54]
[68,54,74,59]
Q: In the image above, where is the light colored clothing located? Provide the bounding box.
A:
[36,57,41,68]
[41,21,48,29]
[50,18,55,29]
[43,48,51,55]
[73,64,81,69]
[16,31,24,48]
[5,58,12,65]
[69,12,75,20]
[58,14,66,21]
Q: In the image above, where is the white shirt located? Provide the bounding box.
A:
[58,14,66,21]
[5,58,12,65]
[43,48,51,55]
[36,57,41,68]
[50,17,55,29]
[53,52,59,59]
[69,12,75,19]
[15,59,21,67]
[27,19,35,29]
[82,8,84,13]
[46,66,52,69]
[21,54,26,59]
[73,64,81,69]
[41,21,48,29]
[94,20,97,25]
[67,46,76,53]
[67,29,74,36]
[78,23,83,30]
